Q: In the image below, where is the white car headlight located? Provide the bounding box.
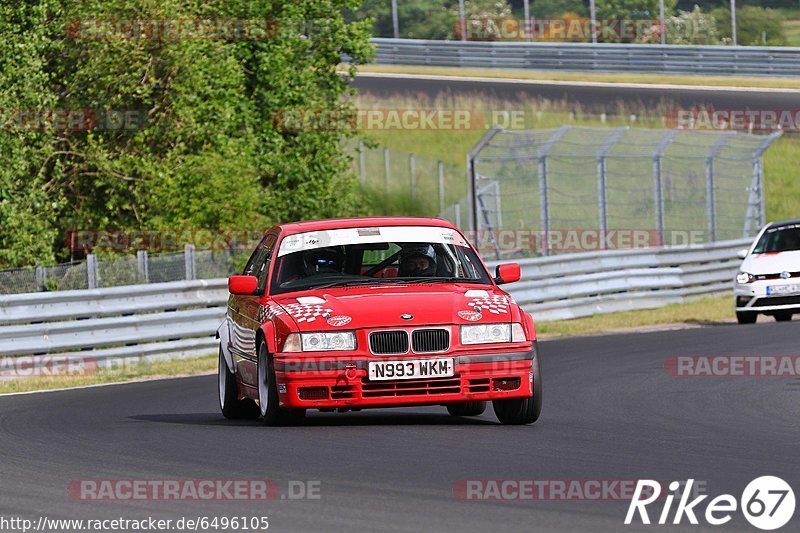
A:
[460,323,512,345]
[299,331,356,352]
[736,272,755,284]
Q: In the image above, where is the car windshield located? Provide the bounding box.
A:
[270,226,491,294]
[753,224,800,254]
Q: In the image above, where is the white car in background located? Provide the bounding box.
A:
[734,219,800,324]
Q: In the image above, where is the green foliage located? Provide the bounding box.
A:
[353,0,512,40]
[530,0,589,18]
[353,0,456,39]
[637,5,721,44]
[711,5,787,45]
[0,0,373,268]
[595,0,677,19]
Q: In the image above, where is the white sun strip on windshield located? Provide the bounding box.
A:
[277,226,468,257]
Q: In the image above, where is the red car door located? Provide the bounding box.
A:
[228,233,277,384]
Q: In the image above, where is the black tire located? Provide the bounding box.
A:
[493,353,542,425]
[446,401,487,417]
[218,348,259,419]
[774,312,793,322]
[257,340,305,426]
[736,311,757,324]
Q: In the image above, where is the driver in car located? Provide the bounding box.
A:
[398,245,437,277]
[303,248,344,276]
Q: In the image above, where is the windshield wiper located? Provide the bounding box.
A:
[312,278,389,289]
[392,277,477,284]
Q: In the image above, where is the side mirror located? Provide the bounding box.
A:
[228,275,258,295]
[495,263,521,285]
[736,248,749,260]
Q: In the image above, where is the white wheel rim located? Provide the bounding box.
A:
[218,352,227,408]
[258,345,269,417]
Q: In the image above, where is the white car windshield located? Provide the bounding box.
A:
[270,227,491,294]
[753,224,800,254]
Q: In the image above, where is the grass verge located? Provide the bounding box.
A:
[354,93,800,222]
[536,295,734,338]
[355,64,800,90]
[0,353,216,395]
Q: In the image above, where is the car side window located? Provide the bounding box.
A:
[243,237,269,277]
[255,235,277,292]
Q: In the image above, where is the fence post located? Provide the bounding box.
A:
[35,266,45,292]
[705,157,716,242]
[409,153,416,201]
[87,254,98,289]
[758,157,766,228]
[438,161,445,215]
[466,126,503,232]
[358,139,366,190]
[384,147,390,193]
[653,130,677,246]
[184,244,196,281]
[537,156,550,256]
[137,250,149,283]
[597,127,627,249]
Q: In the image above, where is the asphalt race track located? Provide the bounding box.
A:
[352,72,800,113]
[1,321,798,532]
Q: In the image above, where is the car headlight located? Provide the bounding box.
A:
[736,272,755,284]
[283,332,356,352]
[461,323,514,345]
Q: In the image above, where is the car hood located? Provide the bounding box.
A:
[271,283,515,330]
[742,251,800,275]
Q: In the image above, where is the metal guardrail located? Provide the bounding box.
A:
[372,38,800,77]
[487,238,750,321]
[0,279,228,365]
[0,240,749,372]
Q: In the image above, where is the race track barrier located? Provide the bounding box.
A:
[487,238,750,321]
[372,38,800,77]
[0,239,749,368]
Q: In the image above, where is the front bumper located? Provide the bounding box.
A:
[273,348,536,409]
[734,280,800,313]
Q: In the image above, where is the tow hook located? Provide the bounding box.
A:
[344,362,358,381]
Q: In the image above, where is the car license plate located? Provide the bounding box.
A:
[368,358,455,381]
[766,284,800,295]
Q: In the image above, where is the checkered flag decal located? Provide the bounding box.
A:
[468,295,510,315]
[282,303,334,323]
[256,305,285,323]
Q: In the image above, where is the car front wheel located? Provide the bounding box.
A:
[493,354,542,425]
[257,341,305,426]
[218,348,259,419]
[774,312,793,322]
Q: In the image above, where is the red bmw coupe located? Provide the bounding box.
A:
[217,217,541,425]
